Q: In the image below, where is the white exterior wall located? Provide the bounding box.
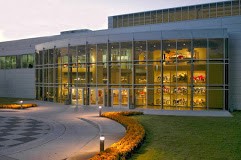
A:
[0,70,6,96]
[0,69,35,98]
[229,33,241,110]
[0,36,59,98]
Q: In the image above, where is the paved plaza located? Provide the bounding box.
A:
[0,102,126,160]
[0,101,232,160]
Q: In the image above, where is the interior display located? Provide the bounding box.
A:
[155,97,171,105]
[156,87,161,94]
[163,86,170,93]
[157,76,161,82]
[156,75,170,82]
[172,73,188,82]
[163,75,170,82]
[173,98,187,106]
[173,87,187,94]
[163,98,171,105]
[194,87,206,94]
[193,98,206,107]
[121,77,128,83]
[192,75,206,83]
[156,98,161,104]
[164,50,193,63]
[138,78,147,84]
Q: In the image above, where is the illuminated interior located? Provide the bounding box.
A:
[35,38,228,110]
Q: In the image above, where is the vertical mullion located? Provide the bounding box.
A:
[206,39,209,110]
[190,39,194,110]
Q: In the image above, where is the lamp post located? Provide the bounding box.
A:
[19,100,23,109]
[99,106,102,117]
[100,135,105,152]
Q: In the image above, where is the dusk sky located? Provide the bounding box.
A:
[0,0,227,42]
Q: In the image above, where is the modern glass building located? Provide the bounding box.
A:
[35,29,228,110]
[1,0,241,111]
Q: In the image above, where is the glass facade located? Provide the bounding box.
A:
[36,38,228,110]
[0,54,34,69]
[110,0,241,28]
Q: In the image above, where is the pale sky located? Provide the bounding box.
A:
[0,0,227,42]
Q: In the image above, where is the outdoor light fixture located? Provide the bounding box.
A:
[19,100,23,109]
[100,135,105,152]
[99,106,102,117]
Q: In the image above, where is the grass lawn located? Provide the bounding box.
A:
[131,112,241,160]
[0,97,32,104]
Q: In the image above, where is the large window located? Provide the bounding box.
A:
[0,57,5,69]
[111,1,240,29]
[35,38,227,111]
[21,54,34,68]
[5,56,16,69]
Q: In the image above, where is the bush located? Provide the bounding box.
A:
[0,103,37,109]
[90,111,145,160]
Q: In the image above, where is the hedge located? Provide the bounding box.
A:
[0,103,37,109]
[90,111,145,160]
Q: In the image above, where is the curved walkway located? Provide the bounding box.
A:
[0,101,232,160]
[0,101,125,160]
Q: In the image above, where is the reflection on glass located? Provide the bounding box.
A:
[135,41,146,62]
[217,3,224,17]
[194,39,207,60]
[163,10,168,22]
[77,45,86,63]
[210,3,217,18]
[110,43,120,62]
[182,7,189,20]
[209,63,224,84]
[208,88,223,109]
[89,44,96,63]
[209,39,224,59]
[224,1,231,16]
[97,44,107,62]
[120,42,132,62]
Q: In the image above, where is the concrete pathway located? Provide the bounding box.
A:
[0,101,232,160]
[0,101,125,160]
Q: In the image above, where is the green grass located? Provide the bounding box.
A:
[131,112,241,160]
[0,97,32,104]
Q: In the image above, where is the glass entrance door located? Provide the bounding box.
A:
[121,89,129,106]
[112,89,120,106]
[71,88,84,105]
[112,88,129,107]
[89,88,104,106]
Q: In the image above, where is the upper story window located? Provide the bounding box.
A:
[109,0,241,29]
[0,53,34,70]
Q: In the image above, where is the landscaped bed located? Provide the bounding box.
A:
[0,97,37,109]
[0,104,37,109]
[90,111,145,160]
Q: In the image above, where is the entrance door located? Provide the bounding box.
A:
[89,88,104,106]
[71,88,84,105]
[112,88,129,107]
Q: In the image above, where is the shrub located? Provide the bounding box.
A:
[90,111,145,160]
[0,103,37,109]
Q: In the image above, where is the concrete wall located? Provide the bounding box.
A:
[0,36,60,98]
[0,69,35,98]
[0,70,6,96]
[229,33,241,110]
